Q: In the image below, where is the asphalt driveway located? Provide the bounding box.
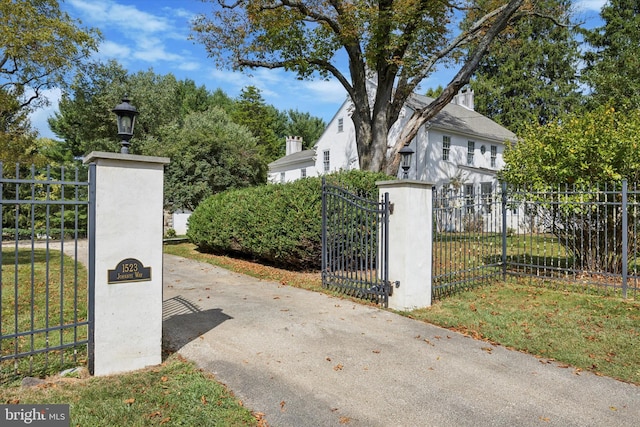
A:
[162,254,640,427]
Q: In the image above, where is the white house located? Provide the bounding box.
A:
[310,87,514,195]
[267,136,317,183]
[268,85,516,200]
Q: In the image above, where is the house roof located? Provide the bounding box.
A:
[268,149,316,171]
[407,93,516,143]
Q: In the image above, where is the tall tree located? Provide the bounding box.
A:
[49,62,190,156]
[581,0,640,111]
[192,0,561,174]
[231,86,283,162]
[0,0,99,114]
[470,0,583,134]
[162,107,267,211]
[283,109,326,149]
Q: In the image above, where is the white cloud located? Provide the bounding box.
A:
[68,0,171,34]
[97,40,131,60]
[177,61,201,72]
[302,79,347,104]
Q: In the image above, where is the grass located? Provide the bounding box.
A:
[165,242,640,385]
[0,354,259,426]
[1,249,88,382]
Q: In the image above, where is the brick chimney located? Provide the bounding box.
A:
[285,136,303,155]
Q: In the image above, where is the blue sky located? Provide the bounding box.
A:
[31,0,607,139]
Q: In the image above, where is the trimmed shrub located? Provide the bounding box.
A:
[187,170,392,270]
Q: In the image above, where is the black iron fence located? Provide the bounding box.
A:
[321,178,392,306]
[433,181,640,300]
[0,163,93,381]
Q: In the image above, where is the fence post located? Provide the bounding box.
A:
[501,182,508,278]
[84,152,169,376]
[377,180,433,310]
[622,179,628,299]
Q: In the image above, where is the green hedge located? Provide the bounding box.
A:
[187,170,392,270]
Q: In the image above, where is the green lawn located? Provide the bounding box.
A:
[0,354,258,426]
[1,249,88,382]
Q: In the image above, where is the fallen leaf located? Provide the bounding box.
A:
[481,347,493,354]
[160,417,170,425]
[339,416,352,424]
[334,364,344,371]
[280,400,286,412]
[201,395,208,405]
[161,376,168,382]
[610,406,617,411]
[124,398,135,405]
[326,357,332,362]
[372,350,381,354]
[539,416,550,422]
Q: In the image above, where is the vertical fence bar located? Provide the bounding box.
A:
[382,192,390,306]
[501,182,508,278]
[321,177,327,280]
[622,180,628,299]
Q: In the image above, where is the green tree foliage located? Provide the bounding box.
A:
[0,89,44,166]
[161,107,267,212]
[49,61,216,156]
[230,86,283,162]
[500,106,640,273]
[192,0,558,174]
[500,106,640,187]
[283,109,326,149]
[470,0,583,134]
[581,0,640,111]
[0,0,99,113]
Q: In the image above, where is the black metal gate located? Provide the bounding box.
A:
[321,178,392,307]
[0,162,94,381]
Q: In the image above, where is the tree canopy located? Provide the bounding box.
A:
[470,0,583,134]
[192,0,562,174]
[0,0,99,113]
[162,107,267,212]
[500,106,640,188]
[581,0,640,111]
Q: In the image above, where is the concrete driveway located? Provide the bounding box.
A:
[162,254,640,427]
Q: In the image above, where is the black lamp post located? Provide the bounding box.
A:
[112,95,139,154]
[399,145,414,179]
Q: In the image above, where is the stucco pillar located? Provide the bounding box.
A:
[377,180,433,310]
[84,152,169,376]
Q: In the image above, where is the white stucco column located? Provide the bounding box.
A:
[377,180,433,310]
[84,152,169,376]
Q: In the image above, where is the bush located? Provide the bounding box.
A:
[187,170,392,270]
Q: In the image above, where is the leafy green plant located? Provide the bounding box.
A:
[187,170,391,270]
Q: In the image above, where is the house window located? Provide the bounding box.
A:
[467,141,475,165]
[323,150,330,172]
[338,118,344,133]
[464,184,475,213]
[491,145,497,168]
[481,182,493,212]
[442,135,451,161]
[280,172,285,183]
[301,168,307,178]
